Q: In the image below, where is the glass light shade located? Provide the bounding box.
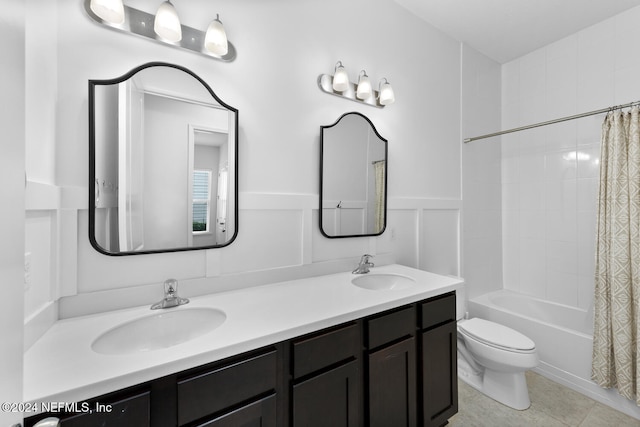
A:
[379,79,395,105]
[332,62,350,92]
[356,71,372,100]
[204,16,228,56]
[90,0,125,24]
[154,1,182,42]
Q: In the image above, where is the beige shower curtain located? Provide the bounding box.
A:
[374,160,385,233]
[592,107,640,404]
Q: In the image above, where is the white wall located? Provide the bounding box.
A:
[0,2,25,425]
[500,6,640,310]
[461,45,503,299]
[24,0,468,338]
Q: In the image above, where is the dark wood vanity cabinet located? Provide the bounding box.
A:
[26,292,457,427]
[291,323,361,427]
[421,293,458,427]
[366,306,417,427]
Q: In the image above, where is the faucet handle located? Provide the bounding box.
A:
[164,278,178,296]
[151,278,188,309]
[361,254,374,263]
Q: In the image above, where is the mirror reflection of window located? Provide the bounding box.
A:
[192,170,212,233]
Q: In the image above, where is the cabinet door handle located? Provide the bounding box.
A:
[33,417,60,427]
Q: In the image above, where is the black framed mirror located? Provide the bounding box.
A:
[319,112,387,238]
[89,62,238,255]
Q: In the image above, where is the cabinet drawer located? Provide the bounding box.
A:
[60,391,150,427]
[421,292,456,330]
[367,305,415,350]
[177,349,277,426]
[293,323,360,379]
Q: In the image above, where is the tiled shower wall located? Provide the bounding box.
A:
[501,5,640,310]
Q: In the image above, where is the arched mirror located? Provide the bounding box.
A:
[89,62,238,255]
[320,112,387,238]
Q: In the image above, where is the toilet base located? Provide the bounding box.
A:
[457,355,531,410]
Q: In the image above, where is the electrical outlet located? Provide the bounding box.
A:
[24,251,32,291]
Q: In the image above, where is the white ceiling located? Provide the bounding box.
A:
[394,0,640,63]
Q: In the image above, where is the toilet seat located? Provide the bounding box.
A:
[458,318,535,353]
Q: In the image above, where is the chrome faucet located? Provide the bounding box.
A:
[352,254,374,274]
[151,279,189,309]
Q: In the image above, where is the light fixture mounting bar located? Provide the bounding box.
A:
[317,74,384,108]
[83,0,236,62]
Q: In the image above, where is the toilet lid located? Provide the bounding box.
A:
[458,318,535,351]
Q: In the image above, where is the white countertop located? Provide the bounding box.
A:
[24,264,463,406]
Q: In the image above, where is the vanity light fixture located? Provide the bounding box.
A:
[154,1,182,42]
[332,61,350,92]
[89,0,125,24]
[317,61,395,108]
[83,0,236,61]
[204,14,228,56]
[378,78,395,106]
[356,70,372,100]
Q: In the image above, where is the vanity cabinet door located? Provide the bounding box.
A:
[421,321,457,427]
[368,337,417,427]
[292,360,360,427]
[366,305,417,427]
[291,323,361,427]
[195,394,276,427]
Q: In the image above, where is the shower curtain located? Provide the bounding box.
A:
[374,160,385,233]
[592,107,640,404]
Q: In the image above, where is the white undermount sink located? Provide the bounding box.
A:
[351,273,415,291]
[92,307,226,355]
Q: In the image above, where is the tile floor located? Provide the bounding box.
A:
[448,371,640,426]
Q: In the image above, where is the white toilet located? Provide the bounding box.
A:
[457,316,539,410]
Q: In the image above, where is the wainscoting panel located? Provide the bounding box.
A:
[221,209,304,274]
[311,209,373,262]
[421,209,460,277]
[386,209,419,268]
[27,190,462,328]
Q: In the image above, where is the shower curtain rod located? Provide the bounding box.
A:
[463,100,640,143]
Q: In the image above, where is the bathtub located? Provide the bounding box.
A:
[469,290,593,380]
[469,289,640,420]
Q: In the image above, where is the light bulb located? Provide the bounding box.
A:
[154,1,182,42]
[356,70,372,100]
[378,78,395,105]
[90,0,125,25]
[204,14,228,56]
[332,61,349,92]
